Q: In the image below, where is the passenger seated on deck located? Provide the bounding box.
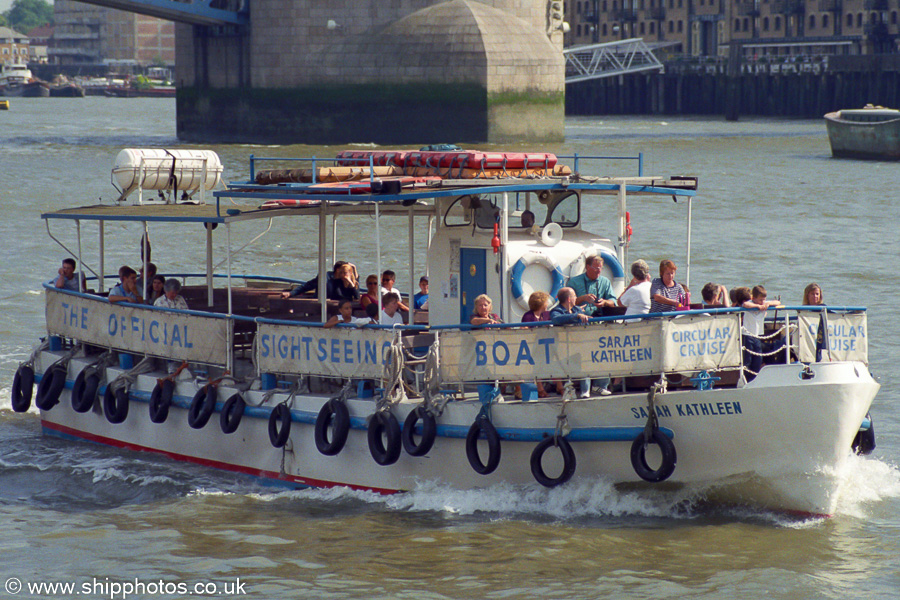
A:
[153,278,189,310]
[551,288,609,398]
[413,276,429,310]
[136,262,157,299]
[380,293,405,326]
[523,291,554,398]
[108,266,143,304]
[617,259,652,315]
[569,255,617,316]
[146,274,166,305]
[649,259,687,313]
[283,260,354,300]
[701,282,731,308]
[380,270,409,312]
[330,263,360,302]
[52,257,84,292]
[737,285,782,381]
[324,299,371,328]
[470,294,502,326]
[361,275,379,309]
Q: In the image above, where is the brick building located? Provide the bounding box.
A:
[565,0,900,56]
[50,0,174,68]
[0,26,29,65]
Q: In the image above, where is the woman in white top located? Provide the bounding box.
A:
[617,259,652,316]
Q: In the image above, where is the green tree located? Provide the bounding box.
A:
[3,0,54,33]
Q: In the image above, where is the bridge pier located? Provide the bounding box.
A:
[175,0,565,145]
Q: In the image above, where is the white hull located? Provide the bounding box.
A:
[37,353,878,517]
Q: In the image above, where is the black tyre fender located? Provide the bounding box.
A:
[531,435,577,487]
[314,399,350,456]
[852,413,876,456]
[72,371,100,413]
[36,366,66,411]
[11,364,35,412]
[149,379,175,424]
[188,385,217,430]
[103,384,129,424]
[268,403,291,448]
[630,429,677,482]
[220,393,245,434]
[466,417,502,475]
[367,411,402,466]
[402,405,437,457]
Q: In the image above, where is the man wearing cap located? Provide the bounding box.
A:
[413,276,429,310]
[568,255,617,316]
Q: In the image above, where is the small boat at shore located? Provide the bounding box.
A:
[825,105,900,160]
[14,147,879,518]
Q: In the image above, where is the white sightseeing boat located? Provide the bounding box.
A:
[12,148,878,517]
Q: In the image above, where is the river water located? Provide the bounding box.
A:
[1,98,899,599]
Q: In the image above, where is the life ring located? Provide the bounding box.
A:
[72,371,100,413]
[35,366,66,411]
[188,385,217,429]
[530,435,577,487]
[11,364,35,413]
[149,379,175,423]
[852,412,876,456]
[220,393,245,434]
[510,251,567,311]
[630,429,677,482]
[466,416,502,475]
[315,399,351,456]
[368,411,402,466]
[103,384,129,424]
[268,403,291,448]
[402,405,437,457]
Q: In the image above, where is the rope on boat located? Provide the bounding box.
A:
[555,397,572,442]
[378,331,407,410]
[642,383,661,443]
[21,340,50,371]
[108,356,156,394]
[84,350,117,383]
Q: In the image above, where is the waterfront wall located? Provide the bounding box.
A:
[175,0,565,145]
[566,57,900,118]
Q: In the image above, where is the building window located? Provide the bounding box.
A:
[650,21,655,33]
[677,19,683,31]
[577,24,582,36]
[846,13,852,27]
[735,18,741,31]
[602,0,607,9]
[809,14,815,30]
[763,16,769,31]
[891,11,897,25]
[857,13,862,27]
[613,0,617,9]
[602,23,608,35]
[669,20,674,32]
[775,16,781,30]
[678,0,683,7]
[823,14,829,28]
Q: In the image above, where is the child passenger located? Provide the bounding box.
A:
[737,285,782,381]
[324,299,371,328]
[523,291,556,397]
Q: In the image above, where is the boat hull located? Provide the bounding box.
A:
[825,111,900,160]
[36,354,878,517]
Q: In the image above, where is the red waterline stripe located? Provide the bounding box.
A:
[41,420,400,496]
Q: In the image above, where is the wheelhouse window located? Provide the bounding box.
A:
[443,191,581,229]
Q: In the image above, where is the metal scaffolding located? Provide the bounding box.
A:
[564,38,663,83]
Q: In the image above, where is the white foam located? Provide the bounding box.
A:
[833,454,900,518]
